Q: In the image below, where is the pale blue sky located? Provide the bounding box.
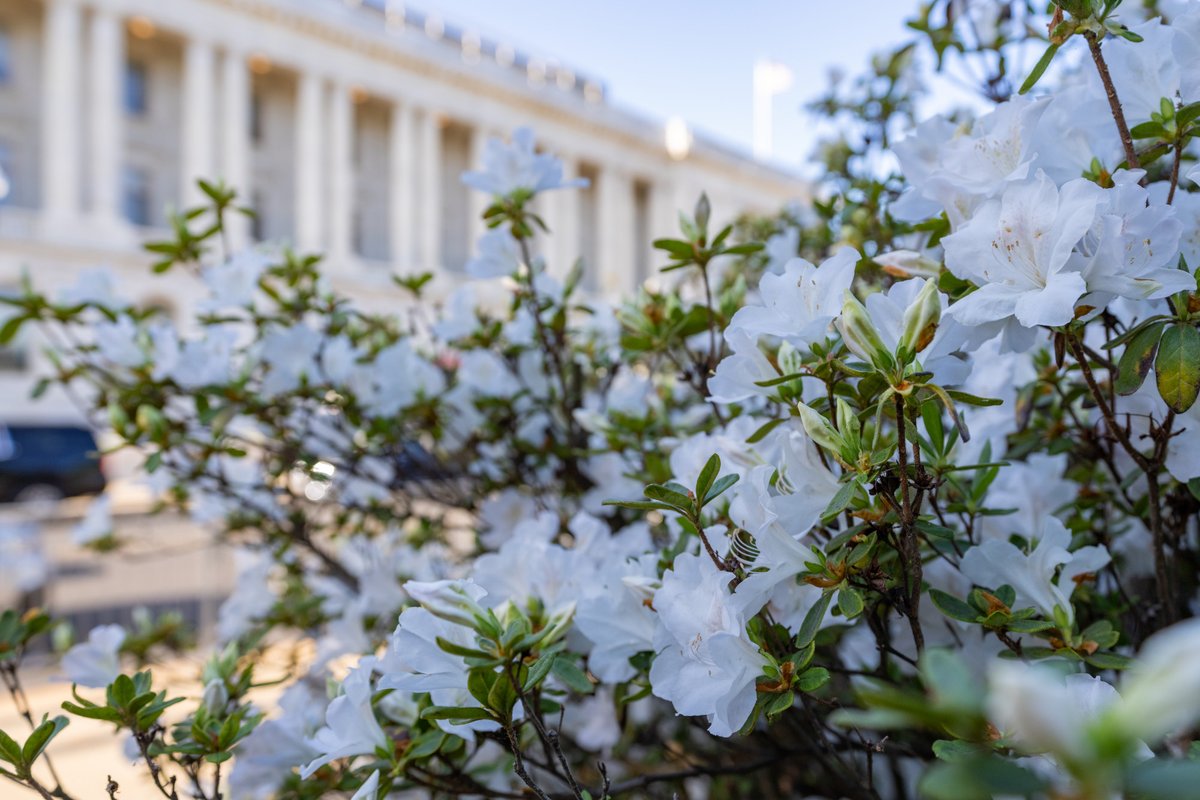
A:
[422,1,918,170]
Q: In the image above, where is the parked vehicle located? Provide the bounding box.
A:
[0,424,106,503]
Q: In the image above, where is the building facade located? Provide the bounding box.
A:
[0,0,802,421]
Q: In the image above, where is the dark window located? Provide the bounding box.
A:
[124,60,148,114]
[0,27,12,84]
[121,165,152,226]
[250,190,265,241]
[250,91,263,144]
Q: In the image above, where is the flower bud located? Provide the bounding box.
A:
[403,579,489,628]
[899,279,942,357]
[796,402,843,454]
[777,340,804,379]
[694,193,711,236]
[201,678,229,716]
[835,397,860,442]
[875,249,940,279]
[838,292,891,370]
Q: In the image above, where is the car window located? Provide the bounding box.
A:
[7,427,98,460]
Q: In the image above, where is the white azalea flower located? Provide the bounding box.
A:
[988,661,1121,762]
[960,517,1109,626]
[575,553,658,683]
[707,329,781,404]
[378,606,499,734]
[461,127,587,197]
[466,228,523,278]
[1076,172,1193,302]
[300,664,388,778]
[94,316,145,368]
[1113,618,1200,743]
[350,770,380,800]
[943,171,1101,331]
[724,248,859,348]
[202,250,268,309]
[61,624,125,688]
[649,552,768,737]
[73,494,113,546]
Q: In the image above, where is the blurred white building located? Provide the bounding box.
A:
[0,0,802,421]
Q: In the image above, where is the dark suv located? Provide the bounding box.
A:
[0,424,106,503]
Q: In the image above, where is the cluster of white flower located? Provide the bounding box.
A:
[11,5,1200,799]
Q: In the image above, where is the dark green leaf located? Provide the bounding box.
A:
[796,592,833,648]
[795,667,830,693]
[930,589,980,623]
[1115,321,1165,395]
[1155,324,1200,413]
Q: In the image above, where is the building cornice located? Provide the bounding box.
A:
[185,0,804,197]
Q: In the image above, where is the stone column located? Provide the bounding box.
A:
[595,165,634,296]
[418,110,441,271]
[181,38,217,208]
[41,0,83,227]
[327,82,355,262]
[294,72,325,252]
[467,124,490,246]
[87,6,123,230]
[219,48,251,247]
[388,101,417,270]
[553,154,581,279]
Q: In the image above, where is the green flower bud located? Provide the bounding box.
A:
[835,397,861,442]
[838,292,891,370]
[899,279,942,358]
[777,340,804,378]
[201,678,229,717]
[796,402,843,454]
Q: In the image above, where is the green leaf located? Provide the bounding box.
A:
[795,667,830,693]
[703,474,739,505]
[821,479,860,521]
[1019,43,1059,95]
[745,418,786,444]
[0,728,22,767]
[643,484,693,512]
[424,706,494,724]
[753,372,805,388]
[522,654,556,692]
[1115,321,1165,395]
[1005,619,1056,634]
[796,592,833,648]
[929,589,980,623]
[1126,758,1200,799]
[21,716,67,768]
[1084,651,1133,670]
[0,314,26,345]
[932,739,984,763]
[1155,324,1200,413]
[652,238,695,260]
[837,586,864,620]
[695,454,720,505]
[945,390,1002,407]
[550,657,593,694]
[1130,120,1168,140]
[602,499,675,512]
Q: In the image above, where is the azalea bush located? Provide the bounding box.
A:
[4,0,1200,798]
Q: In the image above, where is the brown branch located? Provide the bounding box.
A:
[1083,31,1139,171]
[1065,334,1175,623]
[893,393,925,653]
